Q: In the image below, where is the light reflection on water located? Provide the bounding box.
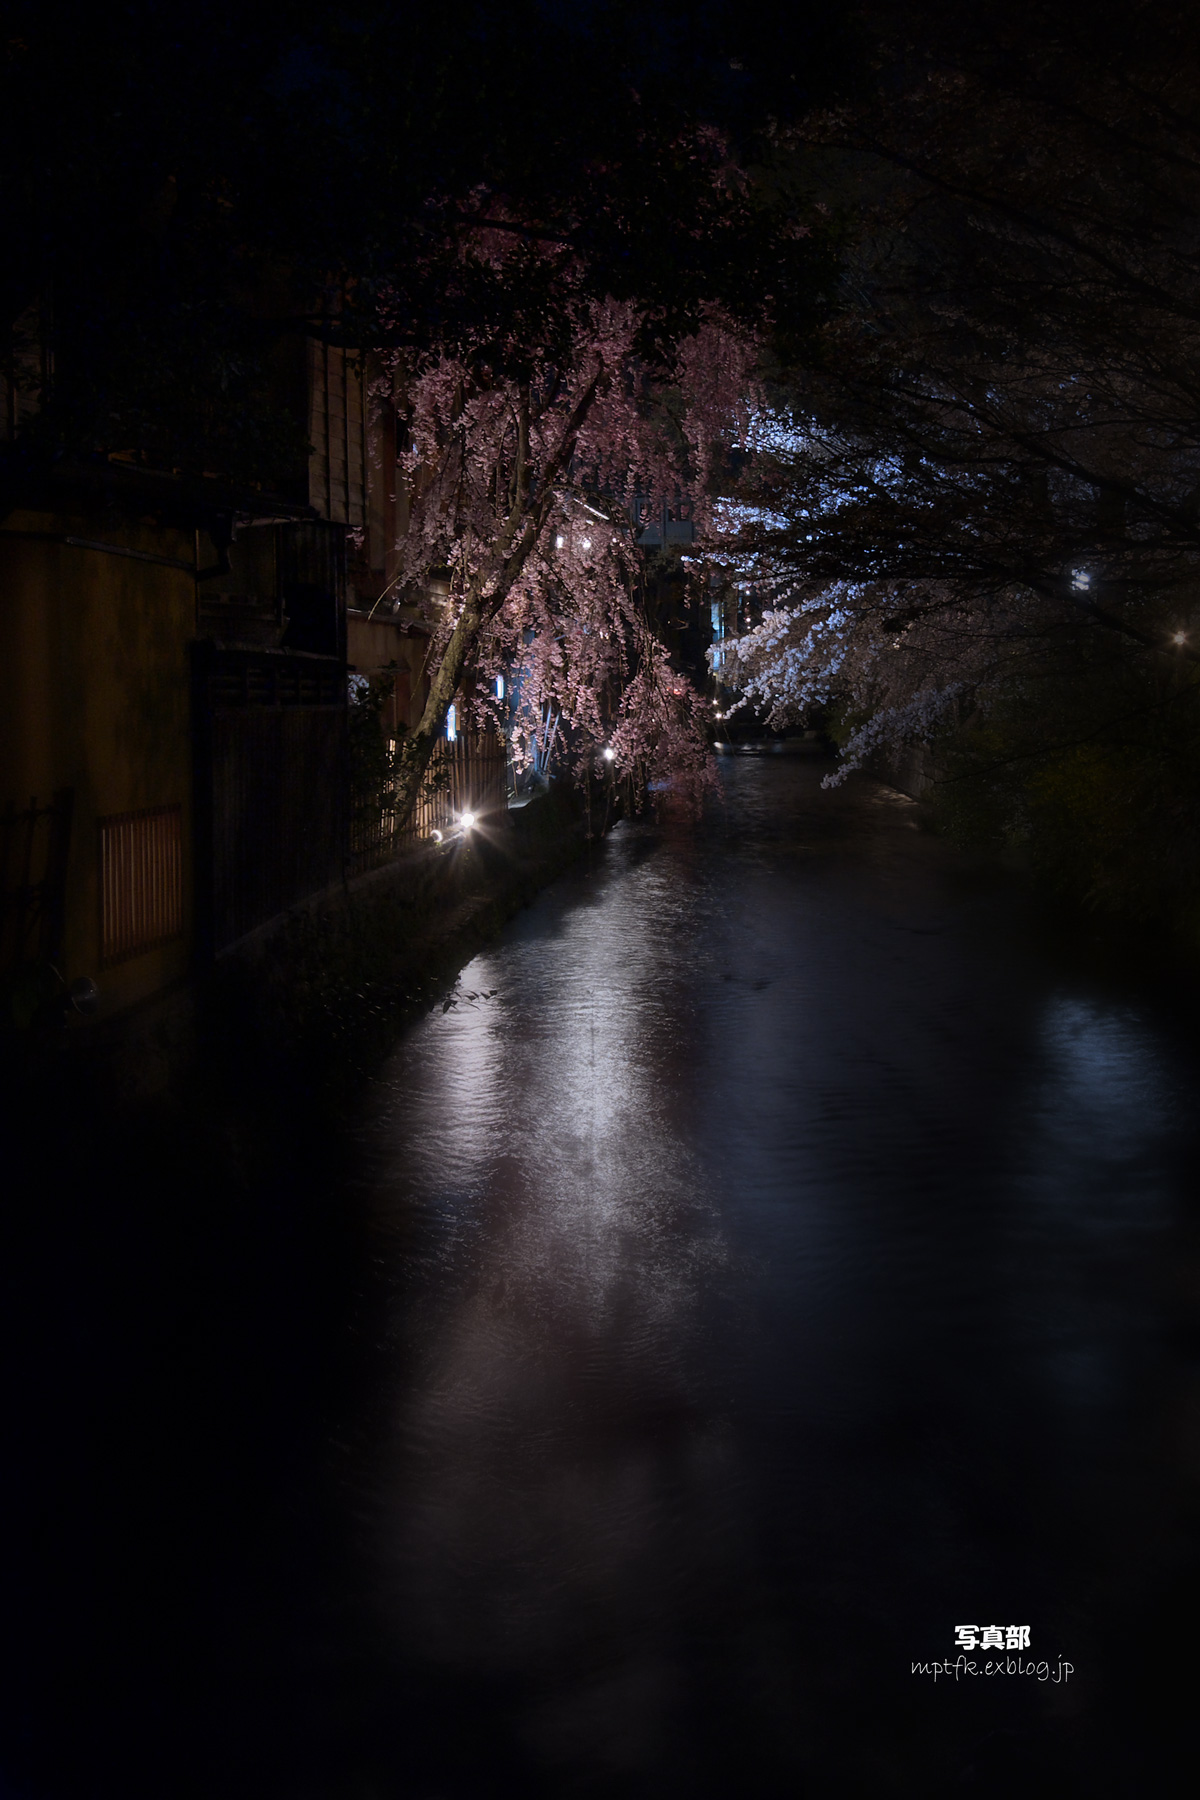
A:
[349,760,1196,1796]
[367,849,739,1744]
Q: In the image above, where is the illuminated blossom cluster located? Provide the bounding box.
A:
[715,580,971,784]
[379,256,757,818]
[703,373,1157,784]
[707,439,1052,786]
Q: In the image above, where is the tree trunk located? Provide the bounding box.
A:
[391,589,486,829]
[389,368,602,832]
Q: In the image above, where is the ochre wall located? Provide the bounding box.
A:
[1,511,196,1018]
[346,612,429,736]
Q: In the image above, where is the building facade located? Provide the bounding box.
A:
[1,310,361,1031]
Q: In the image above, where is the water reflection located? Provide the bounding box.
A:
[361,860,742,1787]
[348,760,1196,1796]
[1030,994,1174,1167]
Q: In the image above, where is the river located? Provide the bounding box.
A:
[4,756,1197,1797]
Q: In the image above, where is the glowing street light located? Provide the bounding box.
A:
[602,746,615,762]
[459,811,477,831]
[1173,631,1187,646]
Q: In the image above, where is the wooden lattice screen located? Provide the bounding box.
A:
[350,732,510,874]
[98,804,184,966]
[308,339,368,532]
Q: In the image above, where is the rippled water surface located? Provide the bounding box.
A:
[5,757,1198,1798]
[344,759,1198,1796]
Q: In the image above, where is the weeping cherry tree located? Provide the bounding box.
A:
[374,219,757,828]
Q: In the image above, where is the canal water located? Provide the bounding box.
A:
[4,756,1197,1797]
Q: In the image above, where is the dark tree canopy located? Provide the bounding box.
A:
[0,1,854,482]
[711,1,1200,922]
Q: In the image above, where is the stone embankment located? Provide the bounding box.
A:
[40,781,602,1105]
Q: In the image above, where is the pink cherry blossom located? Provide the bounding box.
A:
[376,237,759,826]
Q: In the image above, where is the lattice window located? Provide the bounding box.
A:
[307,338,368,531]
[98,805,184,966]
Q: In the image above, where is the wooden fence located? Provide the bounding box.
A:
[0,790,73,977]
[193,642,349,955]
[350,731,509,874]
[98,804,184,967]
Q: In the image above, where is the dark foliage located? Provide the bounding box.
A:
[0,1,855,485]
[720,1,1200,928]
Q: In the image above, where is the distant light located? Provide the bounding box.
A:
[581,536,592,551]
[446,703,457,741]
[602,746,615,762]
[459,810,476,831]
[1071,570,1091,590]
[496,674,505,699]
[1173,631,1187,645]
[555,534,565,549]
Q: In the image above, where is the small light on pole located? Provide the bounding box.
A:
[602,746,615,762]
[459,811,477,831]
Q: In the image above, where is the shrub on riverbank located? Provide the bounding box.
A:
[931,665,1200,941]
